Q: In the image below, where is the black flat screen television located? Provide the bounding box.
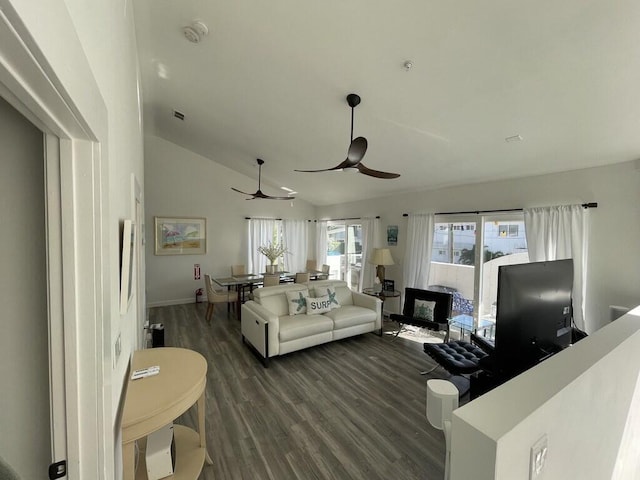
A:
[493,259,574,374]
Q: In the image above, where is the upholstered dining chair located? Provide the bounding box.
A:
[306,259,317,271]
[294,272,310,284]
[262,274,280,287]
[318,264,330,280]
[231,265,245,276]
[204,274,239,321]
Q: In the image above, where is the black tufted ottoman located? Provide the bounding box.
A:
[423,340,488,376]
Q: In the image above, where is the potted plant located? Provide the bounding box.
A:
[258,241,289,273]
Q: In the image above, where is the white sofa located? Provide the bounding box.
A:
[241,279,382,366]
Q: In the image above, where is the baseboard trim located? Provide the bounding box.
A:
[147,298,195,308]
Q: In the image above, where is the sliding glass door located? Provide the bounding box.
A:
[326,222,362,289]
[429,214,528,338]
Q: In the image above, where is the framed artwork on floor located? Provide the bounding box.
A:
[154,216,206,255]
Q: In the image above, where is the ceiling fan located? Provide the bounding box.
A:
[295,93,400,179]
[231,158,294,200]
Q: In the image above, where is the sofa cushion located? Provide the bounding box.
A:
[312,280,352,306]
[311,285,340,310]
[279,314,334,342]
[285,289,310,315]
[253,283,308,317]
[324,305,377,330]
[414,300,436,321]
[307,295,333,315]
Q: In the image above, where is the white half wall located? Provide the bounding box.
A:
[450,307,640,479]
[144,135,317,306]
[316,160,640,332]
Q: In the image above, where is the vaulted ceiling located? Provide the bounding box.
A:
[133,0,640,206]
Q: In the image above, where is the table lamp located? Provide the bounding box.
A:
[370,248,394,284]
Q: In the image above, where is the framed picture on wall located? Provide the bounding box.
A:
[120,219,135,314]
[154,216,206,255]
[387,225,398,246]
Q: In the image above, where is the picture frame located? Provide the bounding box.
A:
[387,225,398,246]
[383,279,395,292]
[120,219,136,314]
[154,216,206,255]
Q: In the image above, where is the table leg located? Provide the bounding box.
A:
[197,392,213,465]
[122,441,135,480]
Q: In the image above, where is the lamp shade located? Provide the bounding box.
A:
[370,248,394,266]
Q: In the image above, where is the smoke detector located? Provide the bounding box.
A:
[183,21,209,44]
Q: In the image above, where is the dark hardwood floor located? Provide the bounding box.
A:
[150,302,448,480]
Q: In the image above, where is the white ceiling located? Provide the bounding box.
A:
[133,0,640,206]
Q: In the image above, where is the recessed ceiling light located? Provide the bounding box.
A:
[505,134,523,143]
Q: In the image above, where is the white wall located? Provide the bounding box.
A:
[317,160,640,332]
[450,307,640,479]
[4,1,144,477]
[0,97,50,479]
[144,135,317,305]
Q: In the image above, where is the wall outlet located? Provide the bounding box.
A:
[530,434,548,479]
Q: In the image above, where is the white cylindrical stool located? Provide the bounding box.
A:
[426,379,459,430]
[427,379,459,480]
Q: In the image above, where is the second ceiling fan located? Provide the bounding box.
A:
[295,93,400,179]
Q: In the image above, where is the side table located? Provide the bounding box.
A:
[121,347,213,480]
[362,288,401,334]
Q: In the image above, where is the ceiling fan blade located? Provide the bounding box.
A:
[294,163,346,173]
[356,163,401,179]
[231,187,255,195]
[347,136,367,162]
[254,189,293,200]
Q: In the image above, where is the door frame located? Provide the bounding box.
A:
[0,2,110,478]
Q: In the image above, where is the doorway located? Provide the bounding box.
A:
[0,96,52,478]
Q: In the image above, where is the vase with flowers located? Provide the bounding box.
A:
[258,241,290,273]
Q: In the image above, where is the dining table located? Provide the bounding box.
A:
[211,270,330,319]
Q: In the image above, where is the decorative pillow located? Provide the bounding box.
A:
[306,295,333,315]
[313,286,341,310]
[414,300,436,321]
[286,289,310,315]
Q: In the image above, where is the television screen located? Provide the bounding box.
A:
[494,259,573,374]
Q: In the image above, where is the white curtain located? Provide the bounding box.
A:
[315,220,328,267]
[247,218,277,274]
[524,205,589,331]
[402,213,435,291]
[358,217,378,292]
[282,219,308,273]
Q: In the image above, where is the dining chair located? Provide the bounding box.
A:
[318,264,330,280]
[306,259,317,271]
[204,274,239,321]
[295,272,310,284]
[262,274,280,287]
[231,265,245,276]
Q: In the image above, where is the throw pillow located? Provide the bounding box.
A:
[313,286,341,310]
[306,295,333,315]
[414,300,436,321]
[286,289,310,315]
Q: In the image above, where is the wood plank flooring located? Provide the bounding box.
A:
[150,302,449,480]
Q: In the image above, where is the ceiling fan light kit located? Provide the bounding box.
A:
[232,159,294,200]
[295,93,400,179]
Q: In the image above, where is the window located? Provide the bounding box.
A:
[326,222,362,289]
[429,215,529,339]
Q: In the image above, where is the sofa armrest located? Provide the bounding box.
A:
[352,292,382,330]
[241,300,281,357]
